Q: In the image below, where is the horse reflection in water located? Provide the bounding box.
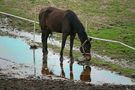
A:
[60,57,74,80]
[41,54,74,80]
[60,58,91,81]
[80,66,91,82]
[41,52,91,81]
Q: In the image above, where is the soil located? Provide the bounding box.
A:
[0,77,135,90]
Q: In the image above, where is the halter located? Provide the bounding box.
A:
[80,39,91,56]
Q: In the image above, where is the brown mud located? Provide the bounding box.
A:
[0,78,135,90]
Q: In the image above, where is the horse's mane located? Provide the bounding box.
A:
[65,10,89,44]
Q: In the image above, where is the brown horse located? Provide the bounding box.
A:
[39,7,92,60]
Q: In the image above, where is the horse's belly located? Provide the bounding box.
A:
[51,23,62,33]
[46,20,62,33]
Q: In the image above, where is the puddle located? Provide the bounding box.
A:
[0,27,80,51]
[1,21,135,70]
[0,35,135,85]
[0,27,62,47]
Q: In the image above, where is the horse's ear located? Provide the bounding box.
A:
[89,38,92,42]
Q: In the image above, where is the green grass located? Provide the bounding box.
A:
[91,58,135,76]
[92,40,135,62]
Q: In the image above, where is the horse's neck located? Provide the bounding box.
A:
[77,27,88,44]
[66,11,88,44]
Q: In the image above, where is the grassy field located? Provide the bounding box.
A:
[0,0,135,69]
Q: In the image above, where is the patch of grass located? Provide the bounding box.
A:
[92,40,135,63]
[91,58,135,76]
[88,28,122,40]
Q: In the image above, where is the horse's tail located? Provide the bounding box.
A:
[39,9,46,30]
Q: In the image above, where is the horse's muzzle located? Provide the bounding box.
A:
[84,53,91,60]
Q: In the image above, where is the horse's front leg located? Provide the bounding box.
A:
[42,30,49,55]
[60,33,68,60]
[70,34,76,58]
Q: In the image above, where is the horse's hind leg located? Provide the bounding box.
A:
[42,30,49,55]
[39,13,49,55]
[60,33,68,60]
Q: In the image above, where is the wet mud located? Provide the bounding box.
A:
[0,78,135,90]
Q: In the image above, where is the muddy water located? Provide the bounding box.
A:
[0,36,135,85]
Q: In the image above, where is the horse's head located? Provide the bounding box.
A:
[80,38,92,60]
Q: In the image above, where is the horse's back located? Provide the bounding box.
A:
[39,7,66,33]
[39,7,80,34]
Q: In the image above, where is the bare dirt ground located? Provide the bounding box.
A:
[0,78,135,90]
